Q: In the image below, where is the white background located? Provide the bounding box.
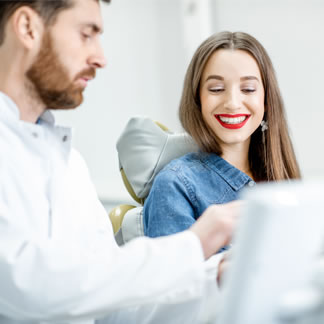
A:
[54,0,324,204]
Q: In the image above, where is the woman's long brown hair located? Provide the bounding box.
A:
[179,31,301,181]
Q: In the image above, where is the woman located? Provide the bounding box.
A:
[143,31,301,239]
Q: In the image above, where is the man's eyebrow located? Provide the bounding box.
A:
[240,76,260,82]
[83,23,104,34]
[205,75,224,81]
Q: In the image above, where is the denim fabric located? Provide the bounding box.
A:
[143,152,254,243]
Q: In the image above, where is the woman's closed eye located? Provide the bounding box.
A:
[209,87,225,93]
[241,82,257,93]
[241,87,256,94]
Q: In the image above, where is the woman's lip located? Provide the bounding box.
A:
[216,114,250,117]
[214,114,250,129]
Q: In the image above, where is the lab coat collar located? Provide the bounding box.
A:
[0,91,55,126]
[0,91,20,121]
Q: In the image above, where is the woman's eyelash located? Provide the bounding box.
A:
[209,88,224,92]
[208,87,256,93]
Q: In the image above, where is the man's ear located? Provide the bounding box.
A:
[11,6,44,50]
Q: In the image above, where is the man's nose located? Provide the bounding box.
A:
[88,44,107,69]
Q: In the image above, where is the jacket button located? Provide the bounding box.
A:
[32,132,38,138]
[62,135,68,142]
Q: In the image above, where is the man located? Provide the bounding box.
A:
[0,0,239,323]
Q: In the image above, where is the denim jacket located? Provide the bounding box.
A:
[143,152,255,238]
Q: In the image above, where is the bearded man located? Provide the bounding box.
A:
[0,1,239,323]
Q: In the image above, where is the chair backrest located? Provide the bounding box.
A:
[116,116,198,204]
[109,116,198,243]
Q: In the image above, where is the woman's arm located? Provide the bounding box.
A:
[143,168,197,237]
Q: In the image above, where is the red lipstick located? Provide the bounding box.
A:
[215,114,250,129]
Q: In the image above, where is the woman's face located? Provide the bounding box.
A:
[199,49,265,152]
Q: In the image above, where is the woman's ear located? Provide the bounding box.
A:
[11,6,44,50]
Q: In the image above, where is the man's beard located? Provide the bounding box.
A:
[26,32,96,110]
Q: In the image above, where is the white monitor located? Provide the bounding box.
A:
[216,181,324,324]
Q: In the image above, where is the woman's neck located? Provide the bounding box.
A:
[220,142,253,179]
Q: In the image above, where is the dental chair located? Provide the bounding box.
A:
[109,116,198,245]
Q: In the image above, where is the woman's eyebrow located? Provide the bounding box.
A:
[240,76,260,82]
[205,75,260,82]
[205,75,224,82]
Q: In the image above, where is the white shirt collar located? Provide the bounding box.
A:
[39,110,55,125]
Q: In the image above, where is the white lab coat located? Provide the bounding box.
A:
[0,92,221,324]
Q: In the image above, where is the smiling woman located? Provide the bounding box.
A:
[143,31,301,240]
[199,49,265,163]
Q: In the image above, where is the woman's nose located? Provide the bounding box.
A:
[223,90,241,111]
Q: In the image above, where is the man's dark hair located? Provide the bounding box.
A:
[0,0,110,46]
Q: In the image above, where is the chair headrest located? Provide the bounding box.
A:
[116,117,198,203]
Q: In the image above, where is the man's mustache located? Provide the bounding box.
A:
[75,68,96,81]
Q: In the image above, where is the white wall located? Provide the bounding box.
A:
[210,0,324,180]
[54,0,324,203]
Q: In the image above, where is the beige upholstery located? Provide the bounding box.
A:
[109,205,135,234]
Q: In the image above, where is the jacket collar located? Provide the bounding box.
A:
[199,152,252,191]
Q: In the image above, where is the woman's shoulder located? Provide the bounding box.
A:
[151,152,210,191]
[160,152,217,177]
[164,152,203,169]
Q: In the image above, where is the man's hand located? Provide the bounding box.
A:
[217,252,231,287]
[190,201,242,259]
